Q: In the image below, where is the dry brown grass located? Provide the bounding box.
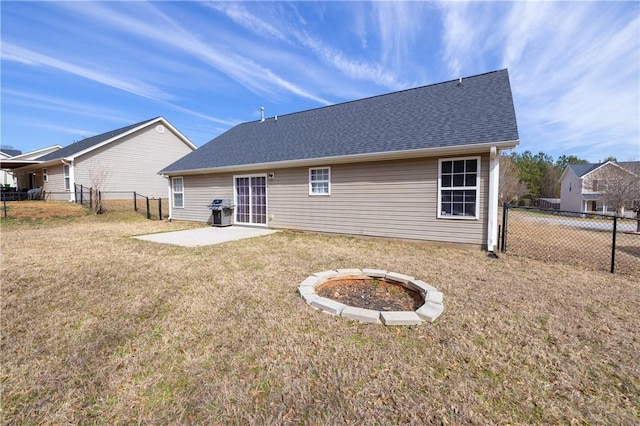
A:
[1,201,90,220]
[1,208,639,424]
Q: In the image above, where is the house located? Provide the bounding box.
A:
[1,145,62,190]
[559,161,640,215]
[160,69,519,251]
[1,149,22,187]
[4,117,196,201]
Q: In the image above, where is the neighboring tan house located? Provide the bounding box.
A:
[559,161,640,215]
[7,117,196,201]
[160,69,520,252]
[1,145,62,188]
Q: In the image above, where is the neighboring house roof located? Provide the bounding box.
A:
[568,163,602,178]
[582,194,601,200]
[566,161,640,180]
[161,69,519,174]
[36,117,195,162]
[0,145,63,169]
[0,149,23,157]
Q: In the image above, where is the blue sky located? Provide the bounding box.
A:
[1,1,639,163]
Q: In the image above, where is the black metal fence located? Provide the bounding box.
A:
[98,190,166,220]
[500,204,640,275]
[1,186,166,221]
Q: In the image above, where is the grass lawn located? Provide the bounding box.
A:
[1,204,639,424]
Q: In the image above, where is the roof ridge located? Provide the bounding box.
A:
[248,69,509,123]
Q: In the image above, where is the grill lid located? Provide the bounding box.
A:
[207,198,234,209]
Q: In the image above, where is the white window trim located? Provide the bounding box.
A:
[42,168,48,183]
[233,174,268,227]
[309,167,331,196]
[437,156,480,220]
[63,165,70,191]
[172,176,184,208]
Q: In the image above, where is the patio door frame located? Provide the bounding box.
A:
[233,174,268,227]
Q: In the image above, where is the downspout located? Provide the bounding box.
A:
[487,147,500,253]
[162,175,173,221]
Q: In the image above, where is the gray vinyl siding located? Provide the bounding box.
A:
[170,174,235,222]
[42,164,69,201]
[559,169,583,212]
[173,154,489,246]
[73,125,194,198]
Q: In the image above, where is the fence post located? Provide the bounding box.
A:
[74,184,78,204]
[146,196,151,219]
[500,202,508,252]
[158,198,162,220]
[610,215,617,274]
[98,191,102,214]
[133,192,137,212]
[89,187,93,211]
[3,200,6,218]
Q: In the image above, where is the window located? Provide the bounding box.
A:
[172,177,184,208]
[309,167,330,195]
[438,157,480,219]
[43,168,48,183]
[63,165,70,190]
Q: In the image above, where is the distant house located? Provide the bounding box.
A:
[1,149,22,187]
[5,117,196,201]
[160,69,519,252]
[1,146,63,188]
[559,161,640,215]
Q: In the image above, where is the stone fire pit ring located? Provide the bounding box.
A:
[298,269,445,326]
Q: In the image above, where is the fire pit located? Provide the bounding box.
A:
[298,269,445,326]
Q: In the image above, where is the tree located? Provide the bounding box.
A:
[555,154,589,172]
[88,162,111,214]
[592,162,640,218]
[510,151,555,197]
[499,154,528,205]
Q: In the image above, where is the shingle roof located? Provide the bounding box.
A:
[570,161,640,178]
[0,149,23,157]
[36,117,160,161]
[161,69,519,173]
[569,163,603,177]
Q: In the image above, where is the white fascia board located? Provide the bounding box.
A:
[558,165,577,184]
[162,139,520,176]
[9,158,72,172]
[10,145,63,160]
[157,117,198,150]
[582,161,637,179]
[68,118,197,160]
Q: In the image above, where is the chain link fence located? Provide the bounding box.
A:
[501,205,640,276]
[1,187,167,220]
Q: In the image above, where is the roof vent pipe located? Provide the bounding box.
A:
[260,106,265,122]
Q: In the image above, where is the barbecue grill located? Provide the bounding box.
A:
[207,198,234,227]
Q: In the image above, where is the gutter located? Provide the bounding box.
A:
[161,140,520,176]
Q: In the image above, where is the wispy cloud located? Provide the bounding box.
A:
[1,42,172,101]
[1,88,131,123]
[437,1,639,160]
[208,1,405,91]
[60,1,331,105]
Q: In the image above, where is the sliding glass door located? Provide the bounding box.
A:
[234,176,266,225]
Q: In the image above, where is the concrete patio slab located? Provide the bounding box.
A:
[133,226,278,247]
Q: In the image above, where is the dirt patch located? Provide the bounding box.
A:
[315,276,423,311]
